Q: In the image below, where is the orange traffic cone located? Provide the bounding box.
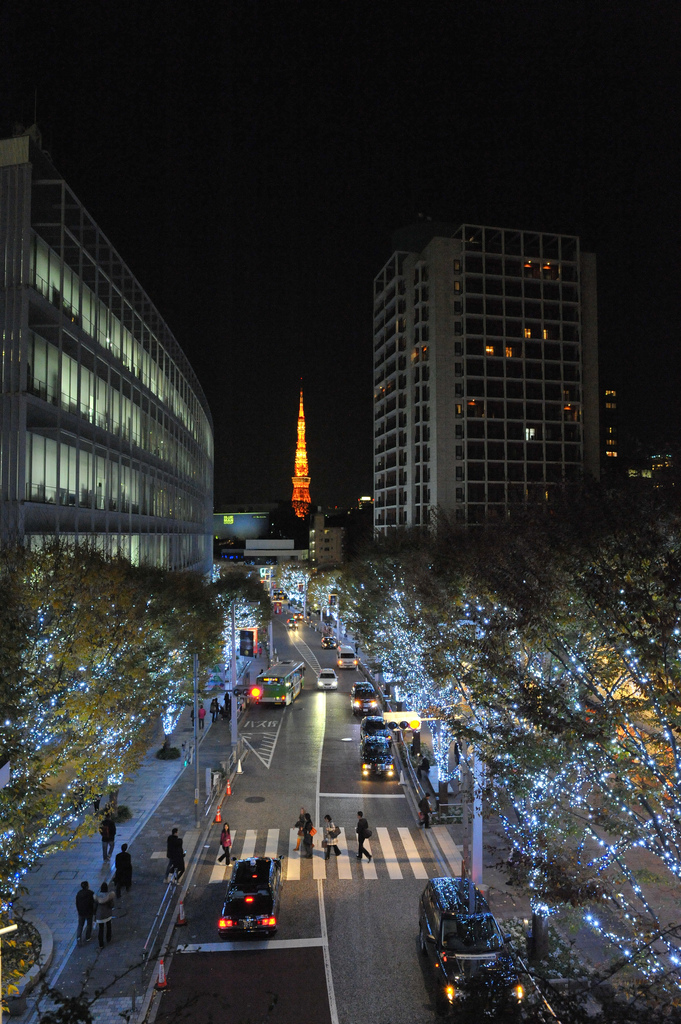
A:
[176,900,187,927]
[214,805,222,823]
[226,778,232,796]
[155,957,168,990]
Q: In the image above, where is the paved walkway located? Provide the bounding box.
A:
[15,659,268,1024]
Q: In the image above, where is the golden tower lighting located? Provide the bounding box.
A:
[291,388,311,518]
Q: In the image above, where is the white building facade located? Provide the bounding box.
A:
[373,224,599,530]
[0,131,214,571]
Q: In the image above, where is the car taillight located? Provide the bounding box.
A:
[245,896,254,903]
[219,918,234,929]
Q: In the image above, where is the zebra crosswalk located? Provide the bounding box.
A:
[204,826,462,883]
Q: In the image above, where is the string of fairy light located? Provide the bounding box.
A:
[339,555,681,993]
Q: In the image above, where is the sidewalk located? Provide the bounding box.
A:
[15,656,269,1023]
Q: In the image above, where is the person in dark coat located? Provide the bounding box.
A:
[418,793,432,829]
[75,881,95,945]
[164,827,185,882]
[114,843,133,897]
[100,814,116,862]
[356,810,372,862]
[210,697,220,723]
[300,812,314,858]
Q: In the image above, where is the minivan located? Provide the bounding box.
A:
[337,646,358,669]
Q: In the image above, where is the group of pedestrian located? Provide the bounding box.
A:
[75,875,118,949]
[292,807,372,861]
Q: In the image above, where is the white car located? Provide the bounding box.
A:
[317,668,338,690]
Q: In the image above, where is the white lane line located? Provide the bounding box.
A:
[398,827,429,879]
[319,792,405,798]
[360,841,377,879]
[286,828,301,880]
[376,827,402,879]
[178,937,325,953]
[313,836,327,879]
[432,825,463,875]
[265,828,280,859]
[334,827,353,879]
[293,637,321,674]
[315,688,339,1024]
[209,831,236,884]
[239,828,257,860]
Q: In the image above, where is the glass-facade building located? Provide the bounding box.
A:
[373,224,599,531]
[0,131,213,571]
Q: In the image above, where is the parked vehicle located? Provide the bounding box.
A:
[418,878,523,1014]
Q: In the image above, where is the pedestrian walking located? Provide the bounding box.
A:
[198,704,206,730]
[210,697,220,723]
[95,882,115,947]
[222,693,231,718]
[300,812,315,858]
[356,810,372,862]
[417,754,431,782]
[294,806,306,851]
[164,827,185,882]
[100,813,116,862]
[217,823,232,864]
[323,815,341,859]
[114,843,133,897]
[354,641,359,655]
[418,793,432,829]
[75,881,94,946]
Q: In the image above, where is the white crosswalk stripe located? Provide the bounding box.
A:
[206,826,450,882]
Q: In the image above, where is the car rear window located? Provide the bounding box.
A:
[355,685,374,696]
[441,914,504,953]
[232,860,271,891]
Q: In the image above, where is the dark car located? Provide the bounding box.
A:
[360,735,395,778]
[219,857,282,937]
[418,878,523,1014]
[321,635,336,649]
[286,618,297,630]
[360,715,392,743]
[350,682,379,716]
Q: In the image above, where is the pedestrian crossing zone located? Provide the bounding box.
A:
[203,825,462,883]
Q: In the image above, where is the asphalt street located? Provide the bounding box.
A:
[154,619,448,1024]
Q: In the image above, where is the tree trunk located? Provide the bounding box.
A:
[529,912,550,961]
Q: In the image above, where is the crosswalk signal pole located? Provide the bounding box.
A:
[231,601,239,762]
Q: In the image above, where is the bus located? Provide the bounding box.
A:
[250,660,305,706]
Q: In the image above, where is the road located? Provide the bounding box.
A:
[153,618,459,1024]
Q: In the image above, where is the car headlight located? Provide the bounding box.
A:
[445,985,456,1002]
[513,984,525,1001]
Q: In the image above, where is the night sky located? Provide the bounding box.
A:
[3,3,680,509]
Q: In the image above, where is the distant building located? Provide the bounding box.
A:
[213,510,271,541]
[0,128,213,571]
[372,224,599,529]
[309,513,345,567]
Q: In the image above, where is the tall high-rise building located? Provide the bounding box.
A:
[291,388,311,517]
[0,128,214,571]
[372,224,599,530]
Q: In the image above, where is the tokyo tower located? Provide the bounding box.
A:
[291,387,311,518]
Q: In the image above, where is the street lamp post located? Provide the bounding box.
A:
[193,654,199,829]
[0,922,18,1024]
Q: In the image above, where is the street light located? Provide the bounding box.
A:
[0,922,18,1024]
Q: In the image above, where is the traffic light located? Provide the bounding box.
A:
[328,593,338,607]
[383,711,422,732]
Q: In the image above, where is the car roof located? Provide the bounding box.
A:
[361,715,385,724]
[320,668,336,674]
[430,878,491,915]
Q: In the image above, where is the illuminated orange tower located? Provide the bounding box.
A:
[291,387,311,518]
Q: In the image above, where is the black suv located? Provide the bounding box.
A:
[418,878,523,1014]
[360,735,395,778]
[360,715,392,743]
[219,857,282,937]
[350,682,379,716]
